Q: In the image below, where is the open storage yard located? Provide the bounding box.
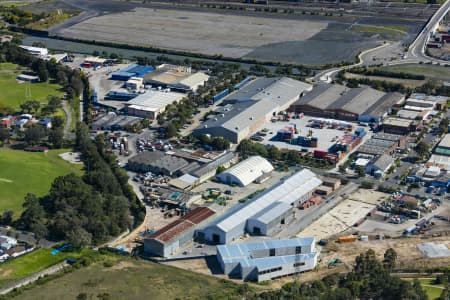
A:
[55,6,421,65]
[297,190,388,240]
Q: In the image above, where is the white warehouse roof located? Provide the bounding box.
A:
[213,169,322,233]
[126,90,185,113]
[216,156,274,186]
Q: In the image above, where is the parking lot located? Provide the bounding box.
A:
[258,116,372,153]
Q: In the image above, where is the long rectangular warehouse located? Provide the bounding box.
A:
[202,169,322,244]
[193,77,312,143]
[290,83,404,123]
[144,207,216,257]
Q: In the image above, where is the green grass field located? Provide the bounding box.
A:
[383,64,450,81]
[8,257,255,300]
[352,25,406,40]
[0,148,83,217]
[0,248,93,288]
[404,278,445,299]
[0,64,63,111]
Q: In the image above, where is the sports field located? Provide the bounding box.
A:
[0,149,83,217]
[404,278,445,299]
[8,257,255,300]
[0,63,63,111]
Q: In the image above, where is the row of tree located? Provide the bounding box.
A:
[237,139,334,169]
[348,67,425,80]
[15,122,144,247]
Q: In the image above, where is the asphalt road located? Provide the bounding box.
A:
[407,0,450,63]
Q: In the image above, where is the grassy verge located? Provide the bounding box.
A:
[0,148,83,217]
[351,25,406,40]
[7,256,256,300]
[0,248,93,288]
[382,64,450,81]
[345,72,425,88]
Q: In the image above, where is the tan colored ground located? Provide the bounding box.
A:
[298,199,376,240]
[59,7,328,58]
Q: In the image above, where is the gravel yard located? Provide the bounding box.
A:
[58,7,327,59]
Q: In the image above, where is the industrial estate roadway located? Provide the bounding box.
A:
[312,0,450,83]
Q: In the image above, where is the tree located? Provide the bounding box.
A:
[0,127,10,144]
[166,122,177,138]
[45,96,62,113]
[383,248,397,270]
[415,141,429,158]
[66,226,92,248]
[19,193,45,231]
[360,180,374,189]
[51,115,64,129]
[355,165,366,177]
[24,126,46,145]
[216,165,226,174]
[48,128,64,148]
[0,210,13,225]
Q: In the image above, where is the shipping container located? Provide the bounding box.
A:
[338,236,357,243]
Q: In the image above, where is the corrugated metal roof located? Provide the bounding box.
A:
[249,201,292,225]
[217,156,273,186]
[293,83,346,109]
[438,134,450,149]
[217,237,316,268]
[213,169,322,232]
[148,207,215,243]
[127,90,185,111]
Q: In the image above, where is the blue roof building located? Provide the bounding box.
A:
[111,64,154,81]
[216,237,318,282]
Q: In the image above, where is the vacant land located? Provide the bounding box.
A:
[0,248,92,288]
[0,149,83,217]
[9,258,255,300]
[58,7,327,58]
[351,25,406,40]
[345,72,426,88]
[0,64,63,111]
[56,7,419,65]
[382,64,450,81]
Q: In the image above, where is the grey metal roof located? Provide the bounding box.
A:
[190,151,236,177]
[364,138,395,148]
[293,83,346,109]
[328,86,385,115]
[129,151,189,173]
[363,92,404,117]
[372,154,394,171]
[194,77,311,135]
[249,201,292,225]
[371,132,403,142]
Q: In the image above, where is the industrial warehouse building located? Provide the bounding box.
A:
[202,169,322,244]
[127,151,189,176]
[290,83,404,123]
[144,64,209,92]
[144,207,216,257]
[217,237,318,282]
[111,64,154,81]
[125,90,185,119]
[193,77,312,143]
[216,156,274,187]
